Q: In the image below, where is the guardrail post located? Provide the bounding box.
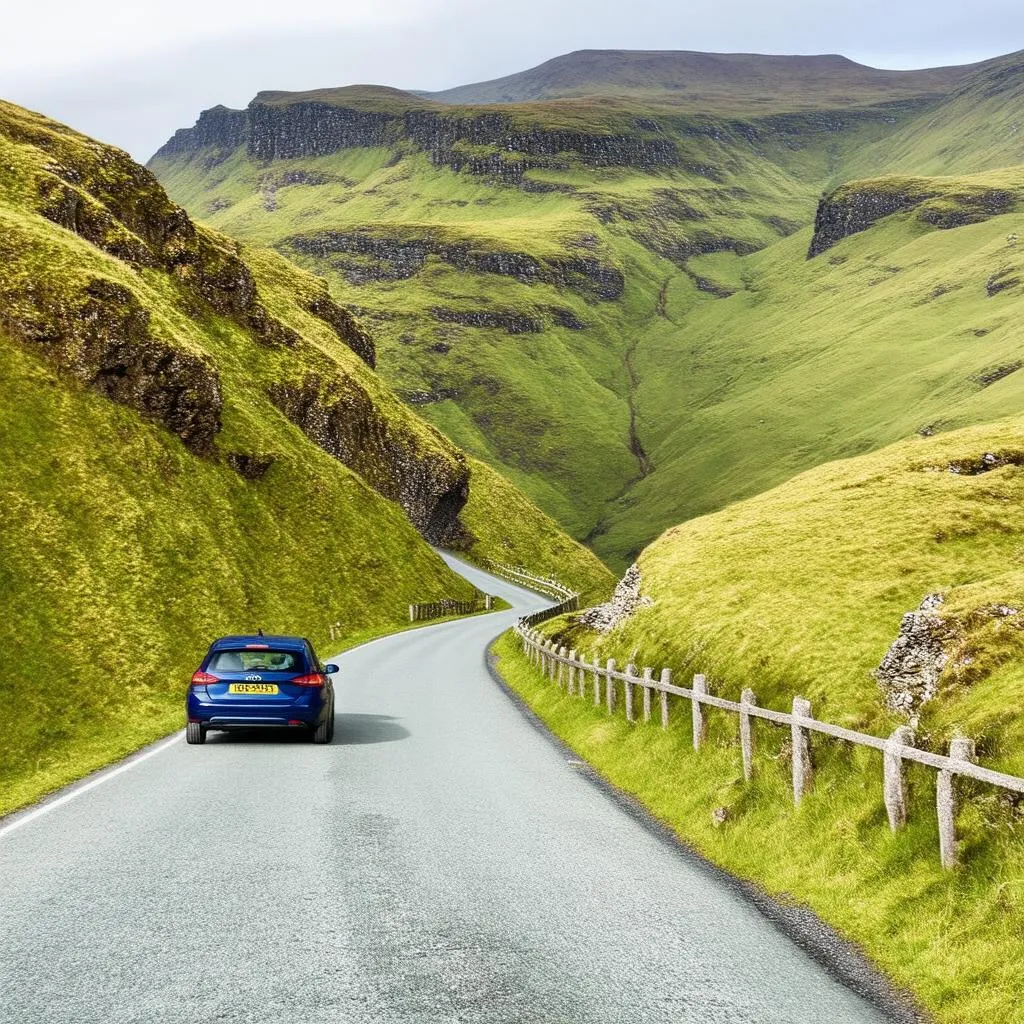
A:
[624,664,636,722]
[792,696,813,805]
[642,667,653,723]
[692,674,707,750]
[592,655,601,706]
[884,726,915,831]
[568,649,578,695]
[740,688,757,781]
[605,659,616,714]
[660,669,671,729]
[938,736,976,869]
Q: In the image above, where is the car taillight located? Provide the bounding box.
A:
[191,671,217,688]
[291,673,325,688]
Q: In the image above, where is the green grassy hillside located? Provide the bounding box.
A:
[150,82,907,559]
[512,415,1024,1023]
[0,99,610,815]
[152,50,1024,571]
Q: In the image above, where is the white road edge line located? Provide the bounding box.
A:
[1,561,540,841]
[0,731,184,840]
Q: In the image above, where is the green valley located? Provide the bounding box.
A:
[151,49,1024,570]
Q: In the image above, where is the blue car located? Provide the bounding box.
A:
[186,634,337,745]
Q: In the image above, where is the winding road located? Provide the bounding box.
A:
[1,556,891,1023]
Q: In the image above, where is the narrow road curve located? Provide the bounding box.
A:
[1,557,889,1023]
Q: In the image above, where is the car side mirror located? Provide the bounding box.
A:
[324,664,339,675]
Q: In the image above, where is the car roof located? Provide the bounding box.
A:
[210,635,308,650]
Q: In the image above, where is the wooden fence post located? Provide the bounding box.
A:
[692,674,707,751]
[938,736,976,869]
[593,655,601,706]
[791,696,813,805]
[884,726,915,831]
[548,642,557,682]
[740,688,757,782]
[558,647,567,688]
[624,664,636,722]
[660,668,671,729]
[605,659,617,714]
[568,649,578,695]
[409,605,416,623]
[641,667,653,723]
[485,594,493,610]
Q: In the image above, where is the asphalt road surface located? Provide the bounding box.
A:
[1,555,890,1023]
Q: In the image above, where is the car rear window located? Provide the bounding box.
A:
[209,649,304,672]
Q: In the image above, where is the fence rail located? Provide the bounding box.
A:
[514,620,1024,869]
[410,594,494,623]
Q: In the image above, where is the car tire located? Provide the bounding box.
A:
[186,721,206,745]
[313,710,332,745]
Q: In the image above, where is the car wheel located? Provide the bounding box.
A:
[186,721,206,745]
[313,711,332,745]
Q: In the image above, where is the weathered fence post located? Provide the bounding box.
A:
[624,664,636,722]
[641,667,653,723]
[485,594,493,610]
[409,605,416,623]
[605,659,617,714]
[884,726,915,831]
[740,688,757,782]
[548,642,558,682]
[791,696,814,805]
[557,647,567,688]
[692,674,707,750]
[660,668,672,729]
[593,655,601,706]
[938,736,976,869]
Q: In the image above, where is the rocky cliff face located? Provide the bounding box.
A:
[285,229,624,299]
[808,178,1017,257]
[152,99,679,173]
[268,374,471,546]
[0,101,487,551]
[0,265,223,455]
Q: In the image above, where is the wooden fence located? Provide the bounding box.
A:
[409,594,494,623]
[514,622,1024,869]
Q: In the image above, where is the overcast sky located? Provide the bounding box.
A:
[2,0,1021,161]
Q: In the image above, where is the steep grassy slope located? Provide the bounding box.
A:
[0,99,610,814]
[600,171,1024,560]
[849,51,1024,176]
[511,416,1024,1023]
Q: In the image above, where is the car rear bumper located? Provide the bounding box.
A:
[186,692,327,729]
[200,717,315,730]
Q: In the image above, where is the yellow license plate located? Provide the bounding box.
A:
[228,683,279,695]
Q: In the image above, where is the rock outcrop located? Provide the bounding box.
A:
[577,563,652,633]
[268,374,472,547]
[152,99,679,173]
[0,269,223,455]
[285,230,624,299]
[808,179,1018,258]
[873,594,950,715]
